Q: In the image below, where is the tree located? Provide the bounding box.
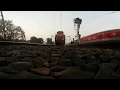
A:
[37,38,43,44]
[0,35,4,41]
[30,36,43,44]
[46,38,52,44]
[0,19,26,41]
[30,36,38,43]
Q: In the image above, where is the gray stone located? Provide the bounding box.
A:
[60,67,95,79]
[50,72,62,77]
[59,59,73,67]
[6,70,55,79]
[52,54,62,57]
[51,65,67,72]
[0,57,6,61]
[84,63,99,72]
[3,62,34,73]
[0,72,12,79]
[30,67,50,75]
[94,63,120,79]
[50,57,60,63]
[99,55,110,63]
[32,58,49,68]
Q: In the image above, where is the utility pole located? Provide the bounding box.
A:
[1,11,6,40]
[73,17,82,44]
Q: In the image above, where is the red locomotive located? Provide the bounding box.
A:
[80,29,120,44]
[55,31,65,46]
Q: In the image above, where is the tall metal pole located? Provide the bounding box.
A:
[77,23,80,44]
[1,11,6,40]
[73,17,82,44]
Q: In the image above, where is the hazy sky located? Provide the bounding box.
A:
[1,11,120,43]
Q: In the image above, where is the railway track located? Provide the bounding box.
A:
[0,41,55,46]
[0,39,120,49]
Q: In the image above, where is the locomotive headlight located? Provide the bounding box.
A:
[113,32,118,37]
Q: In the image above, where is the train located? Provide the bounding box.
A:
[55,29,120,46]
[69,28,120,45]
[80,29,120,44]
[55,31,65,46]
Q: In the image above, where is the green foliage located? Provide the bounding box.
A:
[30,36,43,44]
[0,19,26,41]
[46,38,53,44]
[38,38,43,44]
[0,35,4,41]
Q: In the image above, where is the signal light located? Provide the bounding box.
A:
[74,18,82,24]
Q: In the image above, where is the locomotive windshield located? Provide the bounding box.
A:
[57,31,64,35]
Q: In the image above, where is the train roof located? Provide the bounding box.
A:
[56,31,64,34]
[57,31,64,32]
[81,28,120,38]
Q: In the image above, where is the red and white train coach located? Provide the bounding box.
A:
[80,29,120,44]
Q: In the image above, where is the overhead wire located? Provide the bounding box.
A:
[81,11,117,28]
[75,11,96,19]
[68,11,97,28]
[81,11,120,37]
[86,19,120,31]
[4,11,120,41]
[11,11,52,40]
[16,11,46,31]
[90,20,120,31]
[60,11,62,30]
[42,11,52,24]
[74,11,120,37]
[72,11,101,38]
[81,11,120,33]
[53,11,55,34]
[23,11,57,39]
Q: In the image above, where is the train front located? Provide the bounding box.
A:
[55,31,65,46]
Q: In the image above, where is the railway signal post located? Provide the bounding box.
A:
[73,17,82,44]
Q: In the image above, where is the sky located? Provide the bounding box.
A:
[1,11,120,44]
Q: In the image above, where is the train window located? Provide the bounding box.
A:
[93,36,96,39]
[88,38,91,40]
[98,35,103,39]
[113,32,119,37]
[57,31,64,34]
[104,34,109,38]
